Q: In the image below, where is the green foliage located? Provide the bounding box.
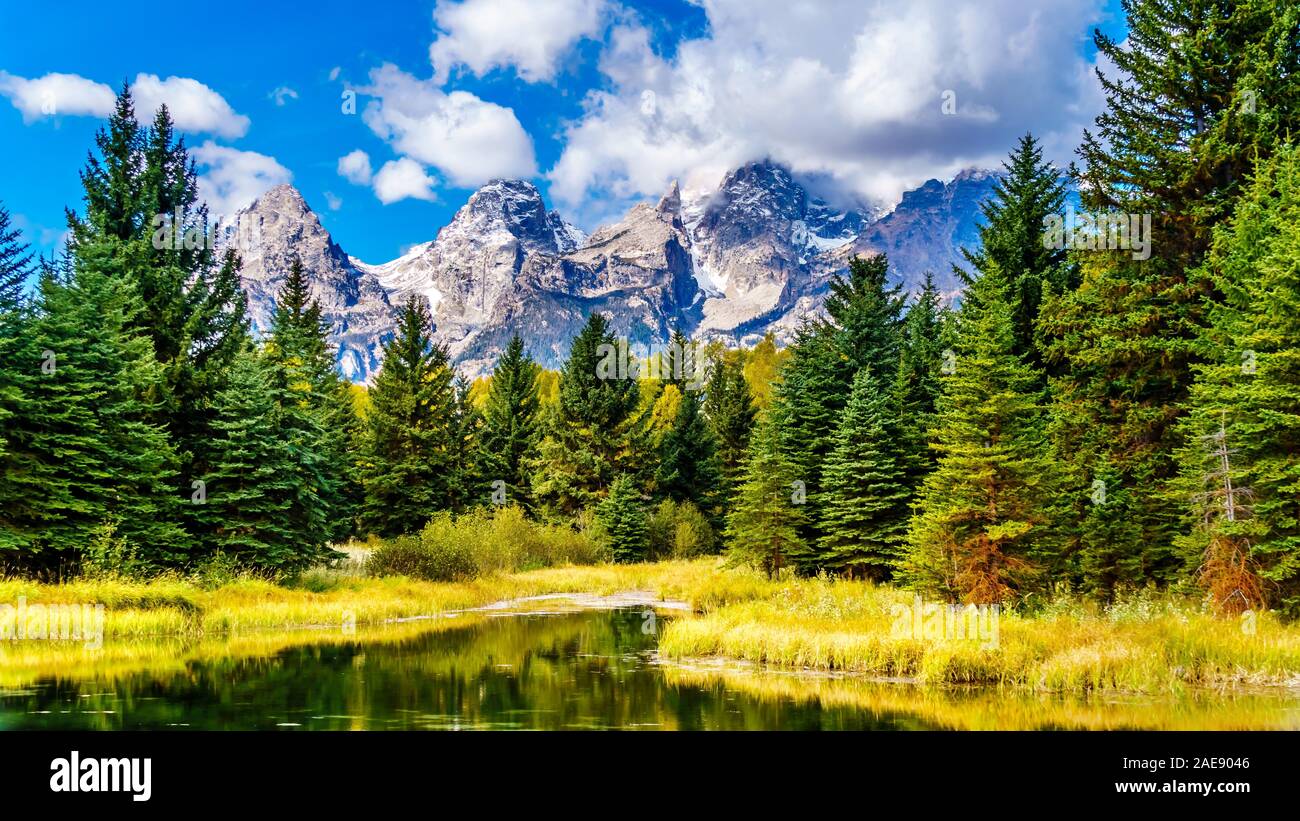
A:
[9,256,186,567]
[960,133,1075,368]
[533,312,640,518]
[1177,144,1300,614]
[903,274,1057,604]
[1042,0,1300,595]
[726,416,807,579]
[194,347,330,572]
[478,335,541,509]
[359,295,460,536]
[893,273,948,485]
[647,499,717,559]
[702,350,756,501]
[596,474,648,563]
[365,506,608,580]
[656,385,721,512]
[818,368,910,580]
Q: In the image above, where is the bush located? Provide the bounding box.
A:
[365,506,608,580]
[647,500,717,560]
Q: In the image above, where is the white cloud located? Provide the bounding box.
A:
[337,149,374,185]
[430,0,607,83]
[0,70,249,138]
[128,74,249,138]
[329,66,342,82]
[549,0,1107,216]
[324,191,343,211]
[373,157,438,204]
[192,142,292,218]
[0,71,115,121]
[360,63,537,188]
[270,86,299,106]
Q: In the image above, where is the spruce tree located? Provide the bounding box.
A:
[68,86,250,553]
[1177,145,1300,614]
[196,347,324,570]
[478,335,541,509]
[725,416,807,579]
[819,367,910,580]
[656,384,721,512]
[771,253,907,571]
[533,312,639,518]
[903,275,1056,605]
[0,204,34,556]
[597,474,648,562]
[360,295,458,536]
[14,253,186,567]
[1041,0,1300,594]
[263,258,348,550]
[702,350,756,501]
[959,133,1075,368]
[893,273,948,485]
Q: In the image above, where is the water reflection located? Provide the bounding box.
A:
[1,607,1297,730]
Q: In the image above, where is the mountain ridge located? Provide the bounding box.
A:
[233,163,1002,381]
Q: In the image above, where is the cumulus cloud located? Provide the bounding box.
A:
[126,74,250,137]
[324,191,343,211]
[360,63,537,188]
[338,149,374,185]
[430,0,607,83]
[548,0,1108,215]
[192,141,292,218]
[373,157,438,204]
[0,70,249,137]
[0,71,115,122]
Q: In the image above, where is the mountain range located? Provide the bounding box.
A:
[231,161,1001,381]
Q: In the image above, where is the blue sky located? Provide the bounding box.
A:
[0,0,1125,265]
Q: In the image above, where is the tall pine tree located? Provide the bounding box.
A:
[360,295,458,536]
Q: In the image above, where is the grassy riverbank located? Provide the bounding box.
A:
[4,559,1300,694]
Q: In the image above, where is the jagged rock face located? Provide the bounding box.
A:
[232,165,1001,381]
[232,184,396,382]
[841,168,1000,300]
[685,161,870,341]
[452,184,699,376]
[351,179,585,369]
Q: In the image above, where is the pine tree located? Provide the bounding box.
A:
[478,335,541,510]
[196,347,323,570]
[448,374,481,510]
[819,367,910,580]
[656,384,721,512]
[959,133,1075,368]
[702,350,756,501]
[0,204,34,555]
[1040,1,1300,594]
[1177,144,1300,614]
[726,416,807,579]
[263,257,348,550]
[827,253,907,380]
[68,86,250,553]
[770,253,908,572]
[11,253,186,567]
[533,312,639,518]
[0,203,32,312]
[894,273,948,485]
[597,474,648,563]
[903,275,1056,605]
[360,295,458,536]
[769,324,847,572]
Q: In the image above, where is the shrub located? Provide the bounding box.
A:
[365,506,608,580]
[647,500,717,560]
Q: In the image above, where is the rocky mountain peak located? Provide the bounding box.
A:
[233,186,395,382]
[233,163,1005,381]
